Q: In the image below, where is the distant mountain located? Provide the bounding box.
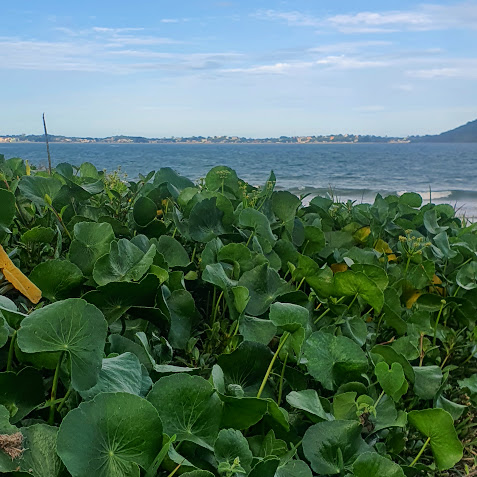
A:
[412,119,477,143]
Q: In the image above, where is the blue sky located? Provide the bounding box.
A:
[1,1,477,137]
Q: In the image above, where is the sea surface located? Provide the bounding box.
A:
[1,142,476,218]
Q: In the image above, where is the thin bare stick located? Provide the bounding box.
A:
[42,113,52,175]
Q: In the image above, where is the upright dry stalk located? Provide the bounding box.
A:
[42,113,52,175]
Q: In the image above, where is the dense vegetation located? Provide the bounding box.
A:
[0,154,476,477]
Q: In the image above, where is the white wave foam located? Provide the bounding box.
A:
[398,190,452,200]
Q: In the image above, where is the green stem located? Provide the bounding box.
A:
[433,300,446,346]
[374,390,385,407]
[48,351,64,425]
[57,387,72,412]
[410,437,431,467]
[6,331,16,372]
[296,277,306,291]
[245,231,254,247]
[277,353,288,406]
[347,293,358,310]
[257,332,290,399]
[145,435,176,477]
[404,255,412,277]
[212,291,224,325]
[191,245,197,263]
[314,307,331,324]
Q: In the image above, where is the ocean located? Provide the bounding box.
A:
[1,142,476,218]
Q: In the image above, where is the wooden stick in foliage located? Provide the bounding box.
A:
[42,112,52,175]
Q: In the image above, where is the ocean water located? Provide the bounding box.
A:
[1,142,476,218]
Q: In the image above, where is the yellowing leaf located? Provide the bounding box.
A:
[354,226,371,243]
[387,254,398,262]
[331,263,348,274]
[406,291,421,309]
[0,245,42,304]
[432,274,442,285]
[374,239,393,254]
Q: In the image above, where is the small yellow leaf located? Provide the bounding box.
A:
[406,291,421,309]
[331,263,348,274]
[0,245,42,304]
[354,226,371,243]
[374,239,393,254]
[432,274,442,285]
[157,210,163,217]
[387,253,398,262]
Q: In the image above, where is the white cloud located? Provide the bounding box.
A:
[253,10,321,27]
[255,2,477,33]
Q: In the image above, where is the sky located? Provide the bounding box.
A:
[1,1,477,138]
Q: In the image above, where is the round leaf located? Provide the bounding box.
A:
[17,298,108,391]
[304,331,368,390]
[408,408,463,470]
[57,392,163,477]
[147,374,222,450]
[352,452,404,477]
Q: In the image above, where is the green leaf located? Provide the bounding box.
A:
[215,429,253,474]
[0,367,44,423]
[238,264,289,316]
[303,420,372,475]
[20,424,64,477]
[276,460,312,477]
[334,270,384,312]
[286,390,329,420]
[79,353,145,400]
[0,189,15,230]
[375,362,407,402]
[304,331,368,390]
[167,289,199,349]
[83,274,161,324]
[456,261,477,290]
[17,298,108,391]
[18,175,62,206]
[20,226,56,244]
[399,192,422,208]
[205,165,239,194]
[269,302,308,332]
[272,191,300,233]
[29,259,84,301]
[68,222,115,276]
[57,392,163,477]
[217,341,273,396]
[352,452,404,477]
[93,240,156,286]
[189,197,226,242]
[408,408,463,470]
[239,315,276,345]
[133,196,157,226]
[154,167,195,191]
[147,374,222,450]
[412,366,442,400]
[156,235,189,267]
[239,208,276,244]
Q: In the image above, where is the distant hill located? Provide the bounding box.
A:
[412,119,477,143]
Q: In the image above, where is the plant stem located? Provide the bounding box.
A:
[212,291,224,325]
[145,435,176,477]
[245,231,254,247]
[419,333,425,366]
[348,293,358,310]
[57,387,72,412]
[42,113,52,175]
[49,351,64,425]
[404,255,412,277]
[314,307,331,324]
[296,277,305,291]
[257,332,290,399]
[374,390,385,407]
[433,300,446,346]
[410,437,431,467]
[6,331,16,372]
[277,353,288,406]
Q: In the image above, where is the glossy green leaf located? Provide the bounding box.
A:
[214,429,253,474]
[29,259,84,301]
[147,374,222,450]
[352,452,404,476]
[408,408,463,470]
[304,331,368,390]
[17,298,108,391]
[57,392,163,477]
[303,420,372,475]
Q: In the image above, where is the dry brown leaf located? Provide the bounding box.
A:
[0,432,24,460]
